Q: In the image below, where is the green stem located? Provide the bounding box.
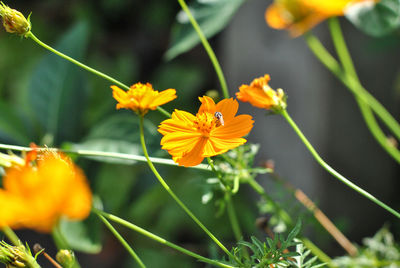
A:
[138,117,240,264]
[225,194,250,259]
[246,179,293,225]
[26,31,170,118]
[304,33,400,141]
[225,196,242,242]
[1,226,20,246]
[328,18,400,164]
[94,209,235,268]
[0,143,210,171]
[177,0,229,99]
[206,159,248,257]
[281,109,400,218]
[96,213,146,268]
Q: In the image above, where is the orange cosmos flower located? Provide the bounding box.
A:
[236,74,286,111]
[111,82,177,115]
[0,150,92,233]
[158,96,254,167]
[265,0,379,37]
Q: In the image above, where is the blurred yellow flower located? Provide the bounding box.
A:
[0,150,92,233]
[265,0,379,37]
[158,96,254,167]
[111,82,177,115]
[236,74,286,111]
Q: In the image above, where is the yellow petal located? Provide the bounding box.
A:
[215,98,238,124]
[212,114,254,139]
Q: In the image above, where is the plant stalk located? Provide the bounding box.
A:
[97,213,146,268]
[27,32,170,117]
[138,116,240,264]
[328,18,400,164]
[177,0,229,99]
[94,209,235,268]
[281,109,400,219]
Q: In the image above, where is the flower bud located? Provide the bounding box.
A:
[56,249,76,268]
[0,242,36,267]
[0,2,31,36]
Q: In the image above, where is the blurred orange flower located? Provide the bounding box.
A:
[0,151,92,233]
[111,82,177,115]
[158,96,254,167]
[236,74,286,111]
[265,0,379,37]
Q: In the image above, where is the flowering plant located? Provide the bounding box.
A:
[0,0,399,267]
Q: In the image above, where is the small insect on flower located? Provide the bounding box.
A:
[214,111,224,126]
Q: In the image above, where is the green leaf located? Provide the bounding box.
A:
[282,219,302,250]
[165,0,245,60]
[251,236,265,253]
[0,101,31,144]
[71,113,160,164]
[28,22,90,145]
[56,215,102,254]
[345,0,400,37]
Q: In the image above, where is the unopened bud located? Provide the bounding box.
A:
[0,242,36,267]
[56,249,75,268]
[0,2,31,36]
[205,90,220,102]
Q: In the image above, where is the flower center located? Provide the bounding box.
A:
[193,112,217,136]
[128,84,148,101]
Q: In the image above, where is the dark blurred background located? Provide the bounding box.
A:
[0,0,399,267]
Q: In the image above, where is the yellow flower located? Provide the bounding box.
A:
[236,74,286,111]
[0,2,31,36]
[111,82,177,115]
[158,96,254,167]
[265,0,379,37]
[0,150,92,233]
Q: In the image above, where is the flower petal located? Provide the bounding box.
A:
[212,114,254,139]
[215,98,238,124]
[158,110,196,136]
[210,137,247,153]
[174,137,207,167]
[198,96,216,115]
[150,88,177,109]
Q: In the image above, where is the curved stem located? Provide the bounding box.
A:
[206,159,248,258]
[94,209,235,268]
[247,179,293,225]
[27,32,129,91]
[328,18,400,164]
[0,143,210,171]
[304,33,400,141]
[97,213,146,268]
[281,109,400,219]
[26,32,170,117]
[225,195,242,242]
[138,116,240,264]
[177,0,229,99]
[1,226,20,246]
